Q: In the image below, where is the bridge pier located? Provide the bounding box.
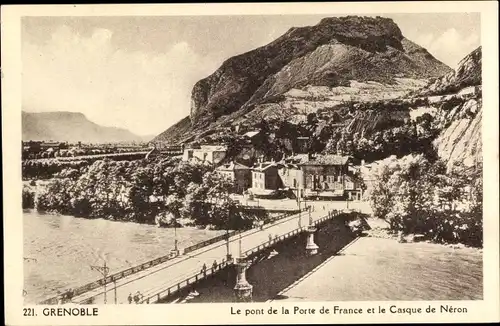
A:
[305,225,319,256]
[233,256,253,302]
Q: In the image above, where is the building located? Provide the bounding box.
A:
[295,137,310,154]
[216,161,252,194]
[182,144,227,165]
[277,162,303,189]
[250,159,281,197]
[343,174,364,201]
[359,160,379,200]
[40,141,63,151]
[292,153,367,200]
[299,154,350,199]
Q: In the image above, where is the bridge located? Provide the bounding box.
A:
[26,149,183,163]
[42,207,348,305]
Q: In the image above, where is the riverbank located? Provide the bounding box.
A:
[364,217,483,250]
[172,215,482,303]
[272,236,482,301]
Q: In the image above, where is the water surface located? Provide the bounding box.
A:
[23,210,223,303]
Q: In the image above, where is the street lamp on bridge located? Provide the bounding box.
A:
[90,261,112,304]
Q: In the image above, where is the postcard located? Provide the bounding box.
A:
[2,1,499,325]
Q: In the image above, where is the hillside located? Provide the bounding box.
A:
[428,47,482,170]
[154,17,481,173]
[154,16,451,144]
[419,46,482,96]
[22,111,142,143]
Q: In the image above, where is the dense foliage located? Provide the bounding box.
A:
[323,113,440,162]
[22,160,90,180]
[31,158,258,229]
[369,154,482,247]
[23,185,35,209]
[200,97,448,165]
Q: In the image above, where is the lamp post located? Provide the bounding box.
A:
[90,261,110,304]
[226,202,232,262]
[174,214,178,255]
[297,188,302,228]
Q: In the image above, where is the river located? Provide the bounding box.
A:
[180,223,483,303]
[23,210,224,304]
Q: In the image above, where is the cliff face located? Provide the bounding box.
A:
[433,98,482,170]
[189,16,451,129]
[420,46,482,96]
[429,46,482,170]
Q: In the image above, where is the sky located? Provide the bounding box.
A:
[22,13,481,136]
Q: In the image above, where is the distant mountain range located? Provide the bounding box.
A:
[22,111,146,143]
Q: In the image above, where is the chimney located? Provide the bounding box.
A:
[361,159,365,166]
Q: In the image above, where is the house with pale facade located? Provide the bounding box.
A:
[250,158,282,197]
[216,161,252,194]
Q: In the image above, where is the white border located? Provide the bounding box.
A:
[2,2,499,325]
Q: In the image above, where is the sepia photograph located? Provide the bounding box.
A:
[2,2,499,325]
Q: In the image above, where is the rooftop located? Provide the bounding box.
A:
[187,145,227,151]
[299,154,350,166]
[217,161,250,171]
[253,162,277,172]
[244,131,260,138]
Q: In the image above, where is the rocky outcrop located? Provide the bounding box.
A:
[420,46,481,96]
[434,97,482,170]
[153,116,192,144]
[188,16,451,130]
[424,46,483,170]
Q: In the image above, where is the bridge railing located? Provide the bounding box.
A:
[183,230,244,255]
[40,209,306,304]
[139,257,232,304]
[139,209,342,304]
[243,209,340,257]
[182,210,302,255]
[40,246,179,304]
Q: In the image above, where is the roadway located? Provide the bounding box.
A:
[69,203,361,305]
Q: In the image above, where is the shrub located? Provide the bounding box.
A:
[22,187,35,209]
[370,155,483,247]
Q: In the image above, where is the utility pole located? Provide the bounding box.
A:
[90,261,110,304]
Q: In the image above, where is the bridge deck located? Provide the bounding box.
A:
[69,207,342,304]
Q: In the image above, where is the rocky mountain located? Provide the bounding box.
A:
[428,47,482,170]
[22,111,143,143]
[154,16,451,144]
[419,46,481,96]
[433,97,482,170]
